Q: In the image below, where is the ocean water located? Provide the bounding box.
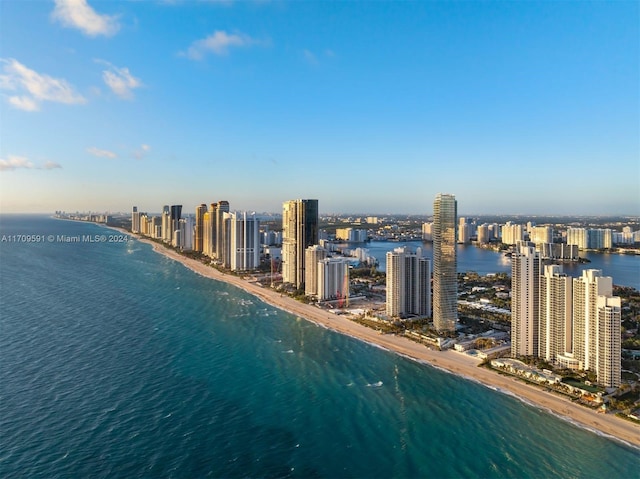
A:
[1,215,638,479]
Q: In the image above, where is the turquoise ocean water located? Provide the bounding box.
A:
[1,216,638,478]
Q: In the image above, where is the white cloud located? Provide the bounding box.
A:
[0,58,86,111]
[0,156,34,171]
[87,147,117,159]
[98,61,142,99]
[183,30,261,60]
[51,0,119,37]
[134,144,151,159]
[0,155,62,171]
[43,161,63,170]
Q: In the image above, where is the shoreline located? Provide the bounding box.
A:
[120,232,639,450]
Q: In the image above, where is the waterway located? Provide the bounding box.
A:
[360,241,639,290]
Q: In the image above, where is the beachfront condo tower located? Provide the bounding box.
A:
[432,193,457,333]
[194,203,207,253]
[282,199,319,290]
[131,206,140,234]
[538,265,572,363]
[228,211,260,271]
[511,242,540,358]
[573,269,621,387]
[386,247,431,319]
[305,245,328,297]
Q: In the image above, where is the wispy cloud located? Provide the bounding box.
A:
[87,147,117,159]
[303,49,318,66]
[0,58,86,111]
[97,60,142,99]
[134,144,151,159]
[183,30,263,60]
[0,155,62,172]
[51,0,120,37]
[303,48,336,66]
[43,161,63,170]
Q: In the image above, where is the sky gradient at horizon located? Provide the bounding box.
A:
[1,0,638,215]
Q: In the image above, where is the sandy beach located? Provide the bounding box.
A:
[115,227,640,449]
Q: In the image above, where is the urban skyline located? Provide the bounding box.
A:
[1,1,638,215]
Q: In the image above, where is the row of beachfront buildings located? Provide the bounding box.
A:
[132,195,622,388]
[511,242,622,387]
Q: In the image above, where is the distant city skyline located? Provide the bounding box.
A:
[1,1,638,215]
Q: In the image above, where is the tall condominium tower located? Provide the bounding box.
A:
[573,269,618,373]
[304,245,328,297]
[214,201,230,260]
[131,206,140,233]
[194,203,207,253]
[282,199,319,289]
[539,265,572,363]
[385,247,431,319]
[202,205,214,257]
[501,221,524,245]
[169,205,182,245]
[597,296,621,387]
[317,258,350,302]
[432,193,457,332]
[511,242,540,358]
[229,211,260,271]
[161,205,171,242]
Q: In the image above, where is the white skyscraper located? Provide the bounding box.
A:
[229,211,260,271]
[511,242,540,358]
[386,247,431,319]
[573,269,612,371]
[317,258,350,303]
[597,296,621,388]
[539,265,572,363]
[501,222,524,245]
[305,245,328,297]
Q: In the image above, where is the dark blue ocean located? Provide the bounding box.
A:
[1,215,638,478]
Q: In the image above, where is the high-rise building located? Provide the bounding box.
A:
[131,206,141,233]
[476,224,489,244]
[385,247,431,319]
[539,265,572,363]
[432,193,457,332]
[282,199,319,289]
[202,206,214,257]
[573,269,615,372]
[304,245,328,297]
[161,205,171,242]
[194,203,207,253]
[597,296,621,387]
[229,211,260,271]
[317,258,350,302]
[530,226,553,245]
[511,242,541,358]
[422,222,433,241]
[177,216,194,250]
[457,217,471,244]
[215,201,230,260]
[567,227,588,250]
[501,222,524,245]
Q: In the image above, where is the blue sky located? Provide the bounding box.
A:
[1,0,638,215]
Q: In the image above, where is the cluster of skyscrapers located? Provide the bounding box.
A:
[132,193,622,388]
[385,193,458,334]
[132,202,261,271]
[511,242,621,387]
